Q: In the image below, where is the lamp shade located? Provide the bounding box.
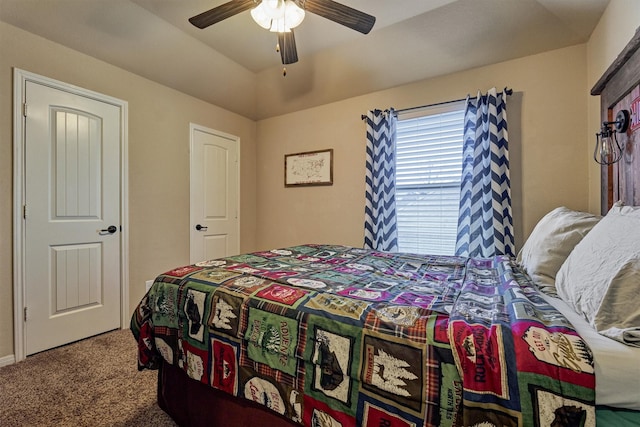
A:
[250,4,272,29]
[283,1,305,29]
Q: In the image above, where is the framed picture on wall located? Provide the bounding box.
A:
[284,149,333,187]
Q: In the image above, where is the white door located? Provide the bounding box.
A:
[190,124,240,263]
[24,81,121,355]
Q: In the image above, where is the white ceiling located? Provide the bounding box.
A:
[0,0,610,120]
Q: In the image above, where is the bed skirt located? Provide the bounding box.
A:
[158,360,299,427]
[157,359,640,427]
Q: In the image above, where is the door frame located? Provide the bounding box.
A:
[189,123,241,263]
[12,69,129,362]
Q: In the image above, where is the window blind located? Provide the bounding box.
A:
[395,103,465,255]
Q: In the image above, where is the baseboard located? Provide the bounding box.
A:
[0,354,16,367]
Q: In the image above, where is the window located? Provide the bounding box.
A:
[395,102,465,255]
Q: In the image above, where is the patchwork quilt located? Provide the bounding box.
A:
[131,244,595,427]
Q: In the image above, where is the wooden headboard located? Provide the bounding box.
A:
[591,27,640,214]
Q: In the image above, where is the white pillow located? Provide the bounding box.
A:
[516,207,600,294]
[556,202,640,346]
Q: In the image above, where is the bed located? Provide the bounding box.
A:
[131,201,640,425]
[132,241,619,427]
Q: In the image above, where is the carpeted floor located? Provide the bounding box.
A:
[0,329,177,427]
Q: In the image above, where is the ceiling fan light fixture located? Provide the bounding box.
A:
[251,0,305,32]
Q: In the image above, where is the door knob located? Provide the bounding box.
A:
[100,225,118,234]
[195,224,208,231]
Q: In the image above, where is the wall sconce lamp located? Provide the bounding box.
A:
[594,109,630,165]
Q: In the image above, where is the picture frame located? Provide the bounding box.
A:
[284,149,333,187]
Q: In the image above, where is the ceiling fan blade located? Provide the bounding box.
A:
[278,31,298,65]
[303,0,375,34]
[189,0,256,29]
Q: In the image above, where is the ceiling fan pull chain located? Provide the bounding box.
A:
[280,32,286,76]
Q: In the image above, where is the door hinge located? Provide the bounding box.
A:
[23,307,27,322]
[23,204,27,219]
[22,103,27,117]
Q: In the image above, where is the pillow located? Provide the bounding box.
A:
[516,207,600,294]
[556,202,640,346]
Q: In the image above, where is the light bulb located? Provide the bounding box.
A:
[600,136,615,164]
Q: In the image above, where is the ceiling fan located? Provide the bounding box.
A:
[189,0,376,70]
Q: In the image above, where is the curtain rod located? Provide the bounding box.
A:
[361,87,513,120]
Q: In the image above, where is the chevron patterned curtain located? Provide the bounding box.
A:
[455,88,514,257]
[364,109,399,252]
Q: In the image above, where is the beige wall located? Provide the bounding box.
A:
[0,22,258,359]
[256,44,589,252]
[586,0,640,213]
